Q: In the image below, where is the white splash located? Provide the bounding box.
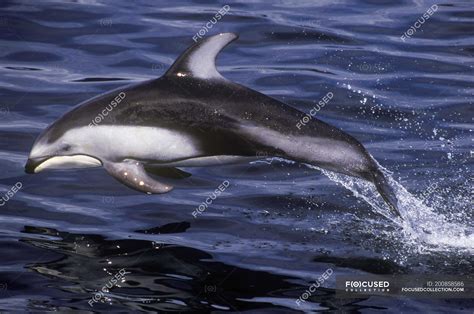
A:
[308,165,473,254]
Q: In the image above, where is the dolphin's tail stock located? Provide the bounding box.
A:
[371,168,402,219]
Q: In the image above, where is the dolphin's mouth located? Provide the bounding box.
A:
[25,155,102,173]
[25,156,50,174]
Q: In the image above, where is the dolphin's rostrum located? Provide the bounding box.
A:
[25,33,401,218]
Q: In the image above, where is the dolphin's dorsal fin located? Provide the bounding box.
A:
[165,33,238,80]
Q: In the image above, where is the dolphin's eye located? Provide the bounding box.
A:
[61,144,72,152]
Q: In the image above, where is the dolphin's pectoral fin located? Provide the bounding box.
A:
[103,161,173,194]
[165,32,238,80]
[144,166,192,179]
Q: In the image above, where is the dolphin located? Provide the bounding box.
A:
[25,33,401,217]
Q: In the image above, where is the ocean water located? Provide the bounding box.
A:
[0,0,473,312]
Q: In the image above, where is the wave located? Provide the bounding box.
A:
[316,164,473,254]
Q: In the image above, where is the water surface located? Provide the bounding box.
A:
[0,0,473,312]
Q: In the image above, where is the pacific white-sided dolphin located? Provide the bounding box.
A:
[25,33,401,217]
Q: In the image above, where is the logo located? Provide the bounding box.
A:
[336,275,473,299]
[345,280,390,291]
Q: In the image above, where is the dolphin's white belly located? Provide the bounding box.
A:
[61,125,201,161]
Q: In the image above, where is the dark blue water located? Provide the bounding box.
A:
[1,0,473,312]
